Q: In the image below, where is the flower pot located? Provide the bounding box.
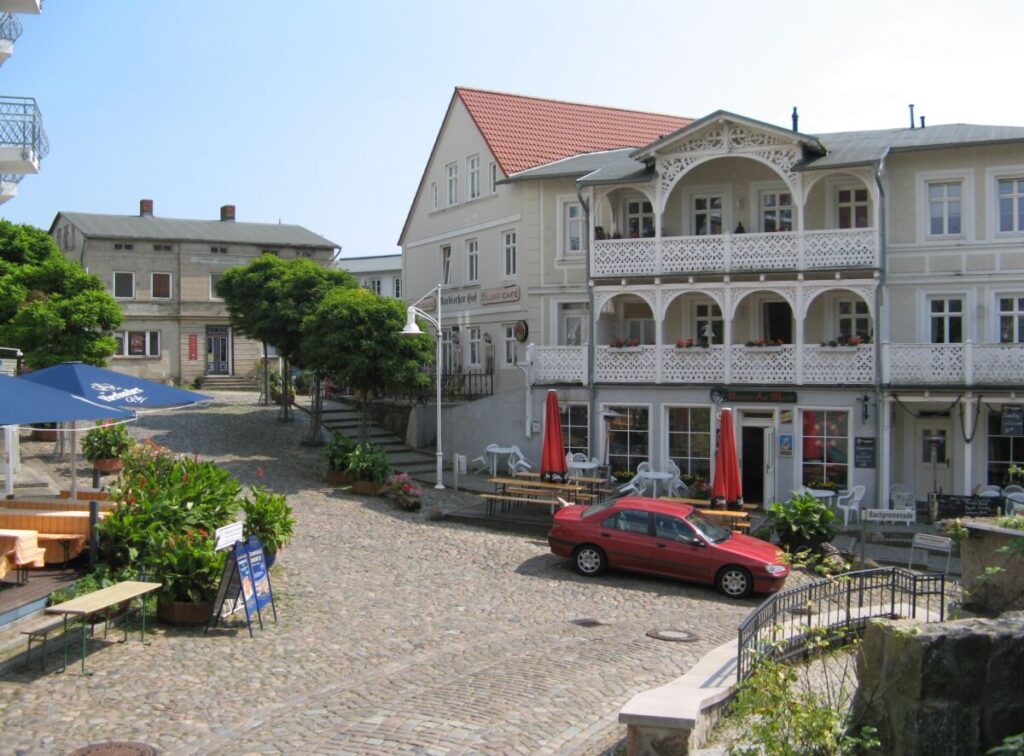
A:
[326,469,351,485]
[350,479,379,495]
[92,457,123,474]
[265,549,279,569]
[157,598,214,626]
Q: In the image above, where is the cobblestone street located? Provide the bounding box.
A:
[0,393,759,754]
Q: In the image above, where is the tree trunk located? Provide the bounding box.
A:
[303,373,324,445]
[279,358,293,422]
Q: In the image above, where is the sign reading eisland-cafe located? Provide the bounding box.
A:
[710,386,798,404]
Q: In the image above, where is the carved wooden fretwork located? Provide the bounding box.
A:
[594,288,657,315]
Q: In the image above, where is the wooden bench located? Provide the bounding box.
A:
[479,493,572,515]
[21,616,68,670]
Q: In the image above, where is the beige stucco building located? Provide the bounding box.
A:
[50,200,337,386]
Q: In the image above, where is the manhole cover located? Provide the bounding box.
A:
[69,743,158,756]
[646,628,698,642]
[570,618,604,628]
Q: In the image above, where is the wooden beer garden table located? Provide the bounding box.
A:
[659,497,751,532]
[46,580,162,676]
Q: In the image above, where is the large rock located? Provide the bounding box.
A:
[853,612,1024,755]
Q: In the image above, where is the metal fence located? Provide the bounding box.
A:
[0,14,23,44]
[736,567,949,681]
[382,368,493,404]
[0,96,48,159]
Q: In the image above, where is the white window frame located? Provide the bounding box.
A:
[502,323,517,367]
[393,276,402,299]
[502,229,517,279]
[368,278,382,295]
[113,330,161,358]
[601,403,653,474]
[926,294,965,344]
[113,271,135,299]
[682,184,730,236]
[209,273,224,301]
[757,186,793,233]
[467,326,481,367]
[560,402,590,458]
[834,184,871,230]
[490,162,498,194]
[430,181,438,211]
[996,293,1024,343]
[556,301,588,346]
[557,196,586,259]
[916,169,973,243]
[799,406,851,490]
[446,162,458,206]
[694,301,723,344]
[465,238,479,283]
[985,165,1024,239]
[663,404,714,479]
[468,154,480,200]
[150,272,172,300]
[441,245,452,286]
[624,197,655,238]
[836,298,871,340]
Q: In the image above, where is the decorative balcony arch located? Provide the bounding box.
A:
[800,283,877,321]
[727,285,798,322]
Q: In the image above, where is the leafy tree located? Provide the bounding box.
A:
[302,287,434,440]
[0,221,121,367]
[216,255,355,427]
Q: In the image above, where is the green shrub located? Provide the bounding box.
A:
[81,422,135,463]
[241,486,295,556]
[148,529,226,604]
[765,490,838,553]
[323,431,357,471]
[345,443,391,483]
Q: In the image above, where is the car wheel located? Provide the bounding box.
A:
[573,545,607,576]
[716,566,753,598]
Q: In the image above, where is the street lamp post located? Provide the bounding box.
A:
[401,286,445,489]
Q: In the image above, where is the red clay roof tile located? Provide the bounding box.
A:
[457,87,692,175]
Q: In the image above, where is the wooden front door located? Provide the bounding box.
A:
[206,326,230,375]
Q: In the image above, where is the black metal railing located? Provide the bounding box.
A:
[0,96,48,160]
[383,368,494,404]
[0,14,23,44]
[736,567,948,681]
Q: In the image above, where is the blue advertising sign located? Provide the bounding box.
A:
[245,536,274,612]
[234,540,257,620]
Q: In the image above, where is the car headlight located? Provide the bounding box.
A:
[764,564,787,575]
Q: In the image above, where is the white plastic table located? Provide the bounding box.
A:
[568,460,598,477]
[486,446,515,476]
[645,471,672,498]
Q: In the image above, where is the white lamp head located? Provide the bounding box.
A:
[400,308,423,335]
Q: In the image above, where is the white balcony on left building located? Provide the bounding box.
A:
[0,96,46,174]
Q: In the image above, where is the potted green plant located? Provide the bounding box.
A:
[240,486,295,568]
[323,432,357,484]
[81,421,135,474]
[151,529,226,625]
[762,490,839,553]
[345,443,391,495]
[378,473,423,511]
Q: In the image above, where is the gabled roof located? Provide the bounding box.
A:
[53,212,337,248]
[398,88,691,245]
[458,87,692,176]
[503,148,639,182]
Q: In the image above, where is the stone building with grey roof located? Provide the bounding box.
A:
[50,200,338,386]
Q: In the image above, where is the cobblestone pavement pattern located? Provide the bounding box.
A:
[0,393,764,754]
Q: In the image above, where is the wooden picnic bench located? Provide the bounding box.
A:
[46,580,162,676]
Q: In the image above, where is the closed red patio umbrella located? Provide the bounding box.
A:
[540,390,568,483]
[712,408,743,509]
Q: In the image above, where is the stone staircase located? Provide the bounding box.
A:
[317,400,437,481]
[200,374,259,391]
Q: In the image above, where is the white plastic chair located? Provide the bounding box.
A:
[471,443,500,474]
[1006,492,1024,515]
[1002,484,1024,495]
[977,484,1003,497]
[618,472,648,496]
[663,459,687,497]
[836,484,866,526]
[507,446,532,475]
[889,483,916,526]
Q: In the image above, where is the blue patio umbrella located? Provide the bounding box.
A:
[0,374,135,496]
[20,362,211,410]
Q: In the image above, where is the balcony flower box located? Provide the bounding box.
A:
[674,338,708,349]
[609,337,641,350]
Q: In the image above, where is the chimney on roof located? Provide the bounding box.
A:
[791,107,799,132]
[909,103,915,129]
[139,199,153,217]
[920,115,926,129]
[220,204,235,222]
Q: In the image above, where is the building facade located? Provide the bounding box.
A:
[403,88,1024,510]
[0,0,46,204]
[50,200,337,385]
[338,254,402,299]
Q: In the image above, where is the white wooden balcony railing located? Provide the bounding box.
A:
[530,344,876,386]
[592,228,878,277]
[883,342,1024,386]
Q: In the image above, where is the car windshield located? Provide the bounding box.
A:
[581,502,614,518]
[687,513,731,543]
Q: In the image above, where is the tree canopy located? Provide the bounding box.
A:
[0,221,121,368]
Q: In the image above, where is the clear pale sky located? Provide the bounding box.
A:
[1,0,1021,259]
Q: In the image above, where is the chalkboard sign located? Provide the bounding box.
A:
[933,494,1003,519]
[1001,405,1023,436]
[854,437,876,469]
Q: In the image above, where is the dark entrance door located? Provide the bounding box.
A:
[741,426,765,505]
[206,326,230,375]
[764,302,792,343]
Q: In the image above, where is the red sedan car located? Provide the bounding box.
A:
[548,497,789,598]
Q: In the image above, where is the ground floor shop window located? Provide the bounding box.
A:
[987,409,1024,485]
[560,403,589,457]
[606,405,649,475]
[113,330,160,357]
[666,406,711,479]
[801,409,849,489]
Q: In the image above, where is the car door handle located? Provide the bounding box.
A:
[656,543,666,548]
[600,532,611,538]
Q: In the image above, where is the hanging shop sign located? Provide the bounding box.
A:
[710,387,797,404]
[482,285,520,305]
[1001,405,1023,436]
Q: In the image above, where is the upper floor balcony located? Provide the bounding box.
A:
[0,13,23,65]
[883,342,1024,387]
[0,1,41,14]
[592,227,878,278]
[0,96,47,174]
[0,172,22,204]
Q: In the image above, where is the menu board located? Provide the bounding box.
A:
[934,494,1003,519]
[1001,406,1023,436]
[854,437,876,468]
